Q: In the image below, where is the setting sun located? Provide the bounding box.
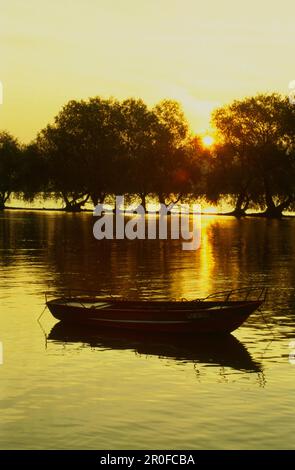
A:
[202,135,215,147]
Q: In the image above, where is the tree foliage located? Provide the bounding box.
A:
[1,92,295,219]
[0,132,21,209]
[210,93,295,217]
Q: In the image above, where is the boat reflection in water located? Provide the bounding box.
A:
[48,322,262,374]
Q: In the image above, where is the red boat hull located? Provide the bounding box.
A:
[46,298,262,334]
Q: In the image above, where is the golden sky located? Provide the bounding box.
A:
[0,0,294,142]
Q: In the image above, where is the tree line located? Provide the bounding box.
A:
[1,93,295,218]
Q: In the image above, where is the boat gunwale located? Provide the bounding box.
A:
[45,287,268,308]
[46,297,263,313]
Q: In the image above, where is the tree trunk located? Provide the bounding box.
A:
[264,179,277,215]
[277,197,292,212]
[243,196,250,212]
[61,191,89,212]
[90,192,106,207]
[157,192,183,214]
[0,191,10,210]
[230,192,249,217]
[264,197,292,218]
[230,191,250,218]
[158,193,166,206]
[263,178,290,218]
[263,177,281,217]
[140,193,147,211]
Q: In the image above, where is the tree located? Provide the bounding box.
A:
[211,93,295,217]
[206,142,260,217]
[18,143,49,202]
[187,135,210,203]
[0,132,21,210]
[80,97,124,205]
[118,98,160,210]
[37,98,123,211]
[36,96,202,212]
[151,100,192,207]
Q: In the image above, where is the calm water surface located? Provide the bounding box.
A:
[0,211,295,449]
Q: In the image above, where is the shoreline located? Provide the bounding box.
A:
[1,206,295,218]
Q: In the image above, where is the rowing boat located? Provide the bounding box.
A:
[46,287,267,334]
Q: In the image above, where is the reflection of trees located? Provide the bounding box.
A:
[0,211,49,268]
[206,217,295,287]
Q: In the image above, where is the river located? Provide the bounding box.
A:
[0,210,295,449]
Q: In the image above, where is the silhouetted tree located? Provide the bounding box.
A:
[37,98,123,211]
[211,93,295,217]
[119,99,198,211]
[151,100,193,207]
[18,143,49,202]
[0,132,21,210]
[187,135,209,202]
[206,142,260,216]
[118,98,160,209]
